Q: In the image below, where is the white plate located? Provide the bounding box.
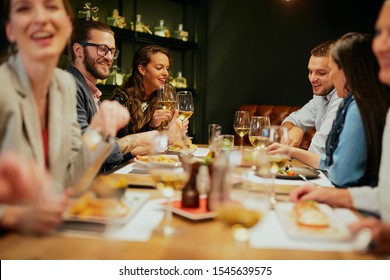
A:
[167,144,198,154]
[64,192,150,225]
[275,202,352,241]
[134,155,181,168]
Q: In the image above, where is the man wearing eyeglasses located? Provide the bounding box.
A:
[68,20,159,171]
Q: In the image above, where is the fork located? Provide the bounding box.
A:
[298,173,322,188]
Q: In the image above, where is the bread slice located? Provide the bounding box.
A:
[293,201,330,229]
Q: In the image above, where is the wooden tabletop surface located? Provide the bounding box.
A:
[0,147,386,260]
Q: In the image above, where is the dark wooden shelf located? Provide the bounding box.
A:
[111,26,197,50]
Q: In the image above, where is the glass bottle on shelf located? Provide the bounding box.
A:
[135,14,143,33]
[106,65,124,86]
[174,24,189,41]
[173,71,187,89]
[154,19,170,37]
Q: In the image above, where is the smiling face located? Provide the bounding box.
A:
[80,29,116,81]
[307,55,335,96]
[138,52,170,97]
[329,56,348,98]
[372,2,390,86]
[5,0,72,62]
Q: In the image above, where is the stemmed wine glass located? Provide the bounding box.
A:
[149,157,191,236]
[177,91,194,121]
[157,84,177,129]
[233,111,250,150]
[257,125,289,209]
[248,116,271,150]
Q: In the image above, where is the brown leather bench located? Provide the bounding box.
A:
[236,104,316,150]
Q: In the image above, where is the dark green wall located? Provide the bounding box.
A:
[202,0,383,143]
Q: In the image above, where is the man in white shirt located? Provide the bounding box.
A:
[282,41,342,154]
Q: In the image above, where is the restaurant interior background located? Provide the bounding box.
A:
[0,0,383,144]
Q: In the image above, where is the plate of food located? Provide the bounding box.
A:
[275,201,352,241]
[64,191,150,225]
[168,143,198,154]
[134,154,181,168]
[276,166,320,180]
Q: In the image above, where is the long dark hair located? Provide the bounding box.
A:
[113,45,171,133]
[0,0,74,64]
[331,32,390,184]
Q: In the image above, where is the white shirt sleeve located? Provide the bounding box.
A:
[348,187,380,215]
[348,110,390,221]
[282,96,319,130]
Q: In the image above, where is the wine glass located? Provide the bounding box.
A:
[248,116,271,150]
[233,111,250,151]
[149,159,191,236]
[177,91,194,121]
[257,125,289,209]
[157,84,177,129]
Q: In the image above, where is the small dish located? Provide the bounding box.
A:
[168,197,216,221]
[134,154,181,168]
[275,167,320,180]
[167,144,198,154]
[64,192,150,225]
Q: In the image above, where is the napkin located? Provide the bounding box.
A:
[193,147,210,157]
[105,199,164,241]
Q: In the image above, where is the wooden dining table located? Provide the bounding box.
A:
[0,146,386,260]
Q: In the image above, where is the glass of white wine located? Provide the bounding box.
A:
[157,84,177,129]
[248,116,271,150]
[177,91,194,121]
[233,111,250,151]
[149,162,191,236]
[258,125,289,209]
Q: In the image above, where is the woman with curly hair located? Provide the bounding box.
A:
[113,45,184,137]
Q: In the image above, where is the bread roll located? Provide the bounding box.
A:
[293,201,329,228]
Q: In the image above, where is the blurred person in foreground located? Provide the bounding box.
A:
[290,0,390,254]
[0,152,51,204]
[282,40,342,154]
[69,21,161,170]
[0,0,129,233]
[267,32,390,188]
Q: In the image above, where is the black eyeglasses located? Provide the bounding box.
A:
[79,41,119,59]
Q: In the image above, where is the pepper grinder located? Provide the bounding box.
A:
[181,161,200,208]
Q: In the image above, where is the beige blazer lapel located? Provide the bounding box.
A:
[47,77,63,171]
[20,95,44,165]
[13,55,44,165]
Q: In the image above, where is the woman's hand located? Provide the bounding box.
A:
[1,188,71,234]
[150,108,174,128]
[290,184,353,208]
[0,152,52,204]
[349,217,390,253]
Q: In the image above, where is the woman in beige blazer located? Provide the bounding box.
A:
[0,0,129,234]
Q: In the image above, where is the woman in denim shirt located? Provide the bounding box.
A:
[267,33,390,188]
